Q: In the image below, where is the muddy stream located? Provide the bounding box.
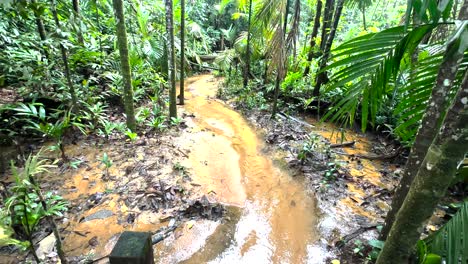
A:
[9,74,393,264]
[154,75,322,263]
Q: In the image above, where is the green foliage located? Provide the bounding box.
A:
[298,134,322,161]
[423,201,468,264]
[417,240,442,264]
[1,151,67,255]
[125,129,138,141]
[100,152,113,169]
[322,25,434,130]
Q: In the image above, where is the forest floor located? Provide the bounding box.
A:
[1,74,453,263]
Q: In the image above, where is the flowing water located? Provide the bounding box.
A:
[154,75,324,263]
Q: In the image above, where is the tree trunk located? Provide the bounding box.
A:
[50,0,77,107]
[165,0,177,118]
[72,0,84,45]
[179,0,185,105]
[112,0,137,131]
[271,0,290,118]
[319,0,334,51]
[376,71,468,264]
[243,0,253,88]
[379,23,467,241]
[312,0,344,96]
[458,0,468,19]
[303,0,322,76]
[31,0,49,60]
[362,6,366,30]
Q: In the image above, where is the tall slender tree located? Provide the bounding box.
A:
[303,0,322,76]
[243,0,253,88]
[49,0,77,107]
[179,0,185,105]
[72,0,84,45]
[376,70,468,264]
[319,0,334,51]
[30,0,48,59]
[112,0,137,131]
[313,0,344,96]
[380,15,468,241]
[165,0,177,118]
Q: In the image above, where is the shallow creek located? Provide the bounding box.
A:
[154,75,323,263]
[9,74,394,264]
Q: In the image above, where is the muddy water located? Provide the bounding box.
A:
[157,75,322,263]
[306,117,393,222]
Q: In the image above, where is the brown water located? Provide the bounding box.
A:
[154,75,323,263]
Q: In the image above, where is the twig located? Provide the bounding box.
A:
[176,148,189,158]
[335,224,378,248]
[330,141,355,148]
[277,112,315,128]
[333,147,402,160]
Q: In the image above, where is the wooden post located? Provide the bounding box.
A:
[109,231,154,264]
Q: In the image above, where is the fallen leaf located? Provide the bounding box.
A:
[186,220,195,229]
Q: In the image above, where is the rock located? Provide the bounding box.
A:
[82,209,114,222]
[36,233,56,260]
[88,236,99,247]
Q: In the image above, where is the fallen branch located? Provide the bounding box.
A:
[333,147,402,161]
[152,225,178,244]
[278,112,315,128]
[330,141,355,148]
[335,224,378,248]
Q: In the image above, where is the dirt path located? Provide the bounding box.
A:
[153,75,326,263]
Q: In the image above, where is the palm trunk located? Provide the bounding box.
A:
[243,0,253,88]
[312,0,344,96]
[179,0,185,105]
[379,22,467,241]
[303,0,322,76]
[165,0,177,118]
[376,71,468,264]
[112,0,137,131]
[72,0,84,45]
[271,0,290,118]
[319,0,334,51]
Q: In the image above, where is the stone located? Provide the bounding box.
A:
[109,231,154,264]
[82,209,114,222]
[36,233,56,260]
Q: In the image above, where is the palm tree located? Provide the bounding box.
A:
[165,0,177,118]
[271,0,290,117]
[179,0,185,105]
[315,2,467,260]
[112,0,137,131]
[380,7,468,240]
[376,69,468,263]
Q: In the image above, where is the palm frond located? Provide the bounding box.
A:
[322,25,435,131]
[425,201,468,264]
[393,49,468,143]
